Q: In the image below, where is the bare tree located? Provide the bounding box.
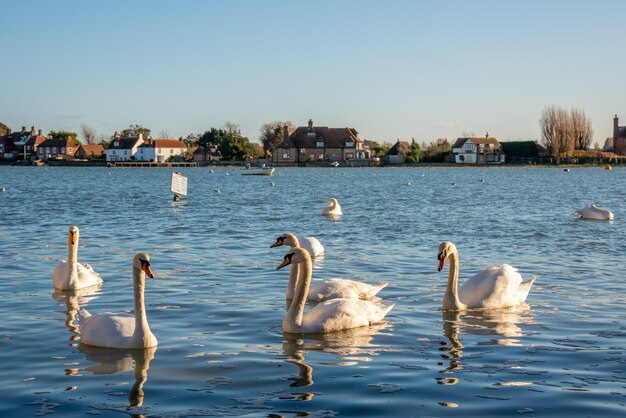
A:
[540,105,593,156]
[540,105,560,155]
[159,129,172,139]
[80,124,97,145]
[570,108,593,150]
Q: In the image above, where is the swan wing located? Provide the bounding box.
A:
[300,299,393,333]
[308,279,388,302]
[299,237,325,258]
[77,263,103,287]
[459,264,532,309]
[80,312,135,348]
[52,262,70,289]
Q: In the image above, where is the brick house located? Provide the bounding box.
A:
[612,115,626,155]
[192,144,221,163]
[36,138,79,161]
[0,126,47,161]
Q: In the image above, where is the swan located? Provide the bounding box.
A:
[271,232,325,258]
[53,226,103,291]
[271,233,388,302]
[437,241,536,311]
[576,204,614,221]
[322,198,342,217]
[79,253,158,348]
[277,247,394,333]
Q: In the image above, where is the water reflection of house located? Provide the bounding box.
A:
[384,140,411,164]
[273,119,370,166]
[452,133,504,164]
[192,144,221,163]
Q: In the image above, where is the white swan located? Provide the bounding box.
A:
[277,247,394,333]
[53,226,103,291]
[271,233,388,302]
[322,198,343,217]
[576,204,614,221]
[79,253,158,348]
[437,241,536,311]
[271,232,325,258]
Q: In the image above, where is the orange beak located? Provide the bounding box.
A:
[437,257,446,272]
[142,264,154,278]
[69,231,77,245]
[276,258,291,270]
[270,241,282,248]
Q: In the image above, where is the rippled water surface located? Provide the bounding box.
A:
[1,166,625,417]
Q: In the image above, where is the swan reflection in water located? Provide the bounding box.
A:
[51,286,102,343]
[438,304,535,385]
[78,345,157,415]
[281,323,391,399]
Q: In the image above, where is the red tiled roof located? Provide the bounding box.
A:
[152,139,187,148]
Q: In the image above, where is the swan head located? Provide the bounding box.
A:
[270,233,297,248]
[437,241,457,271]
[68,225,79,246]
[329,198,339,205]
[276,247,308,270]
[133,253,154,278]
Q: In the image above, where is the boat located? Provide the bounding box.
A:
[241,164,275,176]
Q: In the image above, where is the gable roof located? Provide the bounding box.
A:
[108,136,143,150]
[153,139,187,149]
[453,137,501,148]
[385,140,411,156]
[78,144,105,156]
[279,124,362,149]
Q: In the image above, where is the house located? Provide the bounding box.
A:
[136,139,187,162]
[192,144,221,163]
[500,141,548,160]
[452,134,504,164]
[106,131,144,162]
[612,115,626,155]
[385,140,411,164]
[36,138,79,161]
[0,126,46,161]
[76,144,106,159]
[272,119,368,165]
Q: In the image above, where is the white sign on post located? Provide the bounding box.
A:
[170,172,188,196]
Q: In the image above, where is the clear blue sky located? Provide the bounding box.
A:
[2,0,625,145]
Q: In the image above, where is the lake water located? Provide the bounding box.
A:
[1,166,625,417]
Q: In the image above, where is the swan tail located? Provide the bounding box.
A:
[374,303,395,324]
[517,276,536,302]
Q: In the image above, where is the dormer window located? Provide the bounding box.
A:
[316,141,324,148]
[114,141,119,147]
[307,132,316,138]
[345,141,354,148]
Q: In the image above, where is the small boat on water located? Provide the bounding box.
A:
[241,164,275,176]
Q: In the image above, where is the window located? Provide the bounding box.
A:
[308,154,315,161]
[282,149,290,159]
[124,150,128,155]
[345,141,354,148]
[46,147,50,154]
[346,153,354,160]
[68,147,73,153]
[316,141,324,148]
[112,150,116,155]
[170,149,173,153]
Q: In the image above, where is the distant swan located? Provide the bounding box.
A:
[53,226,103,291]
[271,233,388,302]
[437,241,536,311]
[277,247,393,333]
[271,232,325,258]
[79,253,157,348]
[576,204,614,221]
[322,198,342,217]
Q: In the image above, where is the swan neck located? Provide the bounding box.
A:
[286,262,299,300]
[67,241,78,286]
[132,267,151,339]
[444,250,465,310]
[286,257,311,330]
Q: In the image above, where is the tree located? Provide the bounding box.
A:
[158,129,172,139]
[80,124,96,145]
[0,122,9,136]
[259,121,295,153]
[404,139,422,163]
[540,105,593,156]
[121,124,151,139]
[183,133,201,148]
[570,108,593,150]
[49,130,81,146]
[422,138,452,162]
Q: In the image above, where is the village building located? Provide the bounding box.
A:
[385,140,411,164]
[192,144,221,163]
[612,115,626,155]
[0,126,47,161]
[36,138,79,161]
[136,139,187,162]
[76,144,106,159]
[106,131,144,162]
[273,119,369,166]
[451,134,504,164]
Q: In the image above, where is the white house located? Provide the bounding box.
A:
[137,139,187,162]
[106,132,144,162]
[452,134,504,164]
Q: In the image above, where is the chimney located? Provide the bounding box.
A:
[308,119,313,129]
[485,131,489,138]
[21,126,26,132]
[614,115,619,139]
[283,125,289,142]
[38,129,42,136]
[138,132,144,142]
[114,131,120,140]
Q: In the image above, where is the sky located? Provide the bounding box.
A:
[2,0,625,146]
